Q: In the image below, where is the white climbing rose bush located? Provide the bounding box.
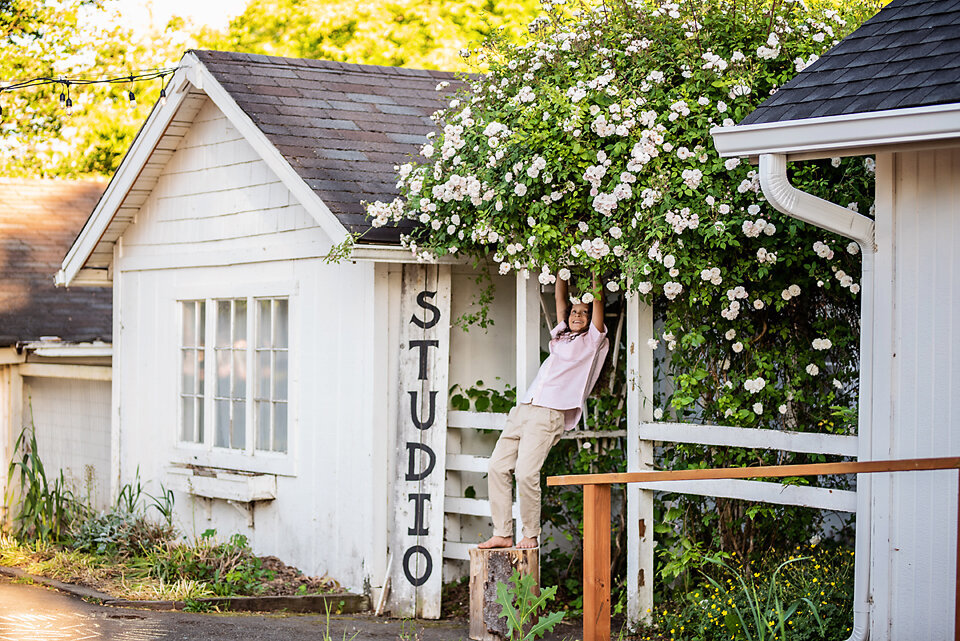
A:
[367,0,877,444]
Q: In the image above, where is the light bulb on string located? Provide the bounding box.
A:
[159,88,166,107]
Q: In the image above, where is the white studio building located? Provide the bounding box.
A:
[56,50,570,618]
[0,178,113,514]
[713,0,960,637]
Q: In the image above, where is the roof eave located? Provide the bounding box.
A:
[58,67,196,287]
[711,102,960,161]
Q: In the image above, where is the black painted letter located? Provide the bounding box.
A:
[405,442,436,481]
[410,290,440,329]
[407,493,431,536]
[402,545,432,587]
[408,390,437,430]
[408,340,439,380]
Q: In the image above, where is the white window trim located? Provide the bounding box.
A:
[172,282,297,477]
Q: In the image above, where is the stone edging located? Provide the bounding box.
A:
[0,566,369,613]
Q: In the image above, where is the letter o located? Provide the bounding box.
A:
[402,545,433,587]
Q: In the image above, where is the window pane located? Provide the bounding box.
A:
[182,349,195,395]
[216,350,230,396]
[232,400,246,449]
[196,350,205,393]
[274,351,288,401]
[182,302,196,346]
[197,302,205,347]
[256,401,271,450]
[215,399,230,447]
[258,300,271,348]
[181,397,195,441]
[275,300,288,348]
[234,300,247,349]
[274,403,287,453]
[196,397,204,442]
[256,350,270,399]
[232,350,246,398]
[217,301,231,347]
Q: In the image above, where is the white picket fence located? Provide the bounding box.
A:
[442,410,628,562]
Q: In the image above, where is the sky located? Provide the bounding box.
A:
[107,0,249,32]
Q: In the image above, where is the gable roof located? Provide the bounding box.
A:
[741,0,960,125]
[0,179,112,346]
[59,51,457,286]
[193,50,456,244]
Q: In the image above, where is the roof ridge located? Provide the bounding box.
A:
[189,49,460,79]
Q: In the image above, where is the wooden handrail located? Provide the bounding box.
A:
[546,456,960,641]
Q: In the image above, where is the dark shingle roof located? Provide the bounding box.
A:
[192,50,458,243]
[0,179,112,346]
[741,0,960,125]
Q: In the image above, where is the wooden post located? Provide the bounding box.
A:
[626,295,655,626]
[583,484,611,641]
[469,547,539,641]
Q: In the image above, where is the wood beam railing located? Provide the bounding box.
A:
[547,456,960,641]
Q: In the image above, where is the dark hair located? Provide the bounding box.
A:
[560,301,594,337]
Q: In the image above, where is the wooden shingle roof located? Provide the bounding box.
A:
[0,179,111,346]
[741,0,960,125]
[192,50,458,243]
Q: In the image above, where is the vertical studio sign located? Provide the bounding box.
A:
[391,265,449,619]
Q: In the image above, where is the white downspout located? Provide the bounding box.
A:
[760,153,875,641]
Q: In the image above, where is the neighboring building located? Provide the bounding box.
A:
[57,50,537,617]
[712,0,960,638]
[0,178,113,513]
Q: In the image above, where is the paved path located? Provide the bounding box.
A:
[0,577,583,640]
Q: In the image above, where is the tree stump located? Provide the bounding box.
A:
[468,547,539,641]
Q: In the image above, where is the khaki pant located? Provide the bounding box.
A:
[488,403,565,540]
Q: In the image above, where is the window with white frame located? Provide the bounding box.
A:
[179,297,289,455]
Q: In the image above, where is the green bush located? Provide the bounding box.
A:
[147,529,275,596]
[646,545,854,641]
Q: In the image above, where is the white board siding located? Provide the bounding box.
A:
[121,98,324,263]
[21,377,111,510]
[114,253,384,594]
[871,147,960,641]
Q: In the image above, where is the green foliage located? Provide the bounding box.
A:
[198,0,541,72]
[71,468,176,556]
[146,529,275,596]
[0,0,193,177]
[6,424,86,542]
[648,546,854,641]
[449,379,516,413]
[494,570,565,641]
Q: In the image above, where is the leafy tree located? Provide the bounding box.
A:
[0,0,192,177]
[199,0,542,71]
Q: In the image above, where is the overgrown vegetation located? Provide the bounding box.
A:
[642,545,854,641]
[3,425,336,601]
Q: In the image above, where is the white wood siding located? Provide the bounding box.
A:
[21,377,111,510]
[114,97,381,593]
[872,147,960,640]
[121,98,325,267]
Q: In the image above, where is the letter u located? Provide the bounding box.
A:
[408,390,437,430]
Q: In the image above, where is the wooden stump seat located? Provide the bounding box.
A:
[468,547,539,641]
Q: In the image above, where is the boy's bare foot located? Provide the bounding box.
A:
[478,535,513,549]
[516,536,538,549]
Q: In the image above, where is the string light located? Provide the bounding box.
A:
[0,66,176,119]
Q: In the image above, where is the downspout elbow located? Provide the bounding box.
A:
[759,153,874,248]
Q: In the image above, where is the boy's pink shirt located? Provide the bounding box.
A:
[521,320,610,431]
